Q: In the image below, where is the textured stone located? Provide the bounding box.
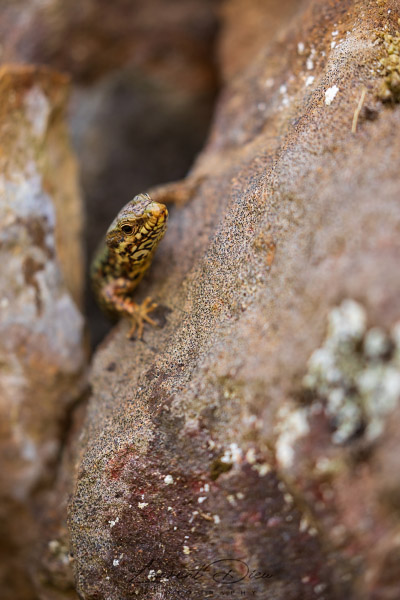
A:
[69,0,400,599]
[0,65,86,600]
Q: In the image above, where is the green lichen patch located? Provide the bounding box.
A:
[377,30,400,102]
[210,457,233,481]
[303,300,400,445]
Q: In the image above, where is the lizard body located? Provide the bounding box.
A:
[91,193,168,339]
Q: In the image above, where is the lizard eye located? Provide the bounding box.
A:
[121,225,133,234]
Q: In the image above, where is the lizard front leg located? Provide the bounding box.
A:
[102,278,158,340]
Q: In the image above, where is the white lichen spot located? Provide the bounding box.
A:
[138,502,148,509]
[24,86,50,138]
[306,56,314,70]
[164,474,174,485]
[315,457,338,475]
[167,506,173,511]
[183,546,190,555]
[236,492,245,500]
[331,401,360,444]
[113,559,120,567]
[358,365,400,440]
[299,516,309,532]
[325,85,339,105]
[363,327,389,358]
[331,41,337,49]
[245,448,256,463]
[108,517,119,527]
[328,299,366,342]
[252,462,271,476]
[297,41,305,54]
[303,299,400,445]
[284,493,294,504]
[213,514,220,524]
[332,30,339,37]
[221,442,243,464]
[48,540,60,553]
[245,414,259,426]
[148,570,156,580]
[227,494,237,506]
[276,407,309,469]
[305,76,315,87]
[198,496,207,504]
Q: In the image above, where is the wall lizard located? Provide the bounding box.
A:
[91,176,203,339]
[91,193,168,339]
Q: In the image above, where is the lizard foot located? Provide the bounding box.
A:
[127,297,158,340]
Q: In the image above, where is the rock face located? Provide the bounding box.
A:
[0,65,86,600]
[68,1,400,599]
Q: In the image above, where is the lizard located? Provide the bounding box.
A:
[91,193,168,339]
[91,175,204,339]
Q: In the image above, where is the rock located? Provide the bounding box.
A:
[31,402,87,600]
[68,0,400,599]
[0,65,86,600]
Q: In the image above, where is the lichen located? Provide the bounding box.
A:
[209,457,233,481]
[303,300,400,444]
[377,30,400,102]
[275,406,310,468]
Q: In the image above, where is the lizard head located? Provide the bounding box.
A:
[106,193,168,258]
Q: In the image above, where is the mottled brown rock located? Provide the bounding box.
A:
[69,1,400,599]
[0,65,86,600]
[32,401,87,600]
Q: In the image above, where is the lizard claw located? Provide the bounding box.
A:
[127,297,158,340]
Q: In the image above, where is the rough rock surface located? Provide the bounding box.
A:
[69,0,400,599]
[0,65,86,600]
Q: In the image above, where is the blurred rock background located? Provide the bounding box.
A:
[0,65,86,600]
